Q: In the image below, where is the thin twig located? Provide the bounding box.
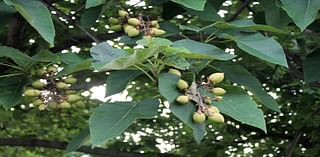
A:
[286,132,302,157]
[227,0,252,22]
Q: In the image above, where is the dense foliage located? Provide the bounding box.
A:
[0,0,320,156]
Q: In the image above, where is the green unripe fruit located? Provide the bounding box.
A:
[60,101,71,109]
[176,95,189,105]
[66,90,77,94]
[75,101,86,108]
[154,23,160,28]
[48,101,58,109]
[36,69,46,76]
[177,79,188,90]
[32,80,45,89]
[128,18,141,26]
[212,87,226,96]
[47,66,57,73]
[32,99,44,106]
[110,25,122,31]
[208,113,225,124]
[56,82,69,89]
[208,73,224,84]
[193,112,206,124]
[118,10,128,17]
[24,89,41,97]
[168,68,181,77]
[67,94,82,103]
[38,104,46,111]
[153,28,166,36]
[205,106,219,116]
[108,17,119,24]
[64,77,77,84]
[127,28,140,37]
[124,25,134,33]
[151,20,158,26]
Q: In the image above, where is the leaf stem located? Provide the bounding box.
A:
[133,64,156,82]
[0,73,24,78]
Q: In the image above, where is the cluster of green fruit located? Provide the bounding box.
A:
[168,69,226,124]
[108,10,166,38]
[24,65,84,111]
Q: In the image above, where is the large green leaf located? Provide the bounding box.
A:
[184,1,221,21]
[0,75,30,109]
[172,39,235,61]
[214,20,288,34]
[214,62,280,112]
[85,0,105,9]
[171,0,207,11]
[0,1,16,13]
[303,51,320,83]
[90,42,128,70]
[91,42,164,71]
[261,0,291,28]
[89,98,159,146]
[214,86,267,133]
[80,6,102,28]
[5,0,55,45]
[280,0,320,31]
[226,32,288,67]
[106,70,142,97]
[158,73,206,143]
[65,127,90,154]
[0,46,35,69]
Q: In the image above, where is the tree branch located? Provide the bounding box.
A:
[227,0,252,22]
[0,138,182,157]
[285,132,302,157]
[42,0,101,43]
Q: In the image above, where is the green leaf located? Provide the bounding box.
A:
[163,55,190,70]
[214,86,267,133]
[89,98,159,146]
[57,59,92,76]
[65,128,90,154]
[136,37,172,47]
[80,6,102,28]
[172,39,235,61]
[184,1,221,21]
[214,62,280,112]
[85,0,105,9]
[91,42,164,71]
[158,73,206,143]
[214,20,288,34]
[261,0,291,28]
[226,32,288,67]
[5,0,55,45]
[0,75,30,109]
[0,46,35,69]
[32,50,61,63]
[179,25,201,32]
[280,0,320,31]
[171,0,207,11]
[106,70,142,97]
[303,51,320,83]
[0,1,16,13]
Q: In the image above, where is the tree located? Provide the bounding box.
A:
[0,0,319,156]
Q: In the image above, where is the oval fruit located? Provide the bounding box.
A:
[193,112,206,124]
[208,113,225,124]
[118,10,128,17]
[212,87,226,96]
[64,77,77,84]
[176,95,189,104]
[205,105,219,116]
[110,25,122,31]
[32,80,45,89]
[47,66,57,73]
[208,73,224,84]
[24,89,41,97]
[127,28,140,37]
[128,18,140,26]
[60,101,71,109]
[32,99,44,106]
[67,94,82,103]
[56,82,69,89]
[168,68,181,77]
[177,79,188,90]
[108,17,119,24]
